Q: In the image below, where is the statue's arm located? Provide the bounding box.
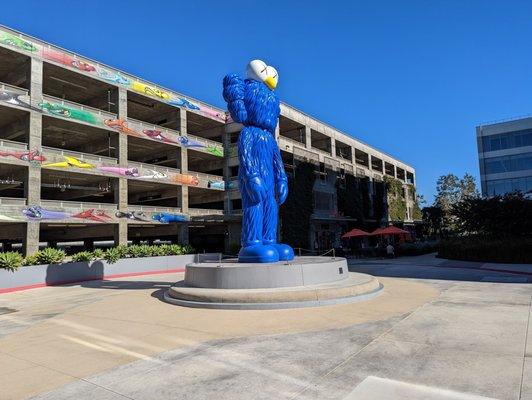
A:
[238,129,266,205]
[222,74,247,124]
[273,139,288,205]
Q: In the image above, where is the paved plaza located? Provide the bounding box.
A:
[0,255,530,400]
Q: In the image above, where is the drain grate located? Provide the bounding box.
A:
[0,307,17,315]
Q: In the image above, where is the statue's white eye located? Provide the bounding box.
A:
[247,59,268,81]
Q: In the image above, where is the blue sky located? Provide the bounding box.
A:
[3,1,532,201]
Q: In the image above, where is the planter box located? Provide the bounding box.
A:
[0,253,219,293]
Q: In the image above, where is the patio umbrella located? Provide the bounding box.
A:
[371,226,411,243]
[342,228,370,238]
[372,226,409,236]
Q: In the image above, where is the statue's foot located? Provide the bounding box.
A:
[271,243,295,261]
[238,244,279,263]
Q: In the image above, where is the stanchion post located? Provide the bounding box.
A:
[333,248,336,260]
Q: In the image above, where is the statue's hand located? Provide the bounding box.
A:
[246,176,267,205]
[276,178,288,205]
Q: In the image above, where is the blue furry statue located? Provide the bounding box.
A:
[223,60,294,263]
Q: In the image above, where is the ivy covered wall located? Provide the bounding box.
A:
[337,174,365,222]
[280,161,316,249]
[409,184,423,220]
[383,176,407,222]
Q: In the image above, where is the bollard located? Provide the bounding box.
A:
[332,248,336,260]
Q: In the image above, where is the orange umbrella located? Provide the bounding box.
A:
[371,226,409,236]
[342,228,370,238]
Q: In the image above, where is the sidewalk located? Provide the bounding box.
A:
[348,253,532,276]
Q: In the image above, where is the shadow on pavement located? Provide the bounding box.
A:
[348,263,531,283]
[79,280,175,291]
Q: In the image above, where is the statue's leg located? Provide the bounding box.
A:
[262,190,294,261]
[238,185,279,263]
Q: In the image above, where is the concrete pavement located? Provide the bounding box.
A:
[0,257,530,399]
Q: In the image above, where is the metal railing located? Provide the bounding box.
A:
[0,81,29,96]
[40,200,117,210]
[127,205,182,214]
[126,117,224,153]
[127,160,180,175]
[0,197,26,206]
[0,139,28,151]
[42,146,118,164]
[0,24,225,121]
[188,208,224,215]
[189,170,224,183]
[41,94,117,119]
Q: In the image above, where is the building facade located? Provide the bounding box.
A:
[477,117,532,197]
[0,25,419,255]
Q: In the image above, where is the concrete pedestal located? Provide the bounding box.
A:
[164,257,383,309]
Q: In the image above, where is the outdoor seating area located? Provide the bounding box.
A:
[341,225,411,258]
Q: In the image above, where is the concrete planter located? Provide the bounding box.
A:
[0,253,219,293]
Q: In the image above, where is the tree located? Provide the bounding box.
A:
[422,206,444,237]
[434,173,479,233]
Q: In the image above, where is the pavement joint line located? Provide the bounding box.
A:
[373,337,527,359]
[287,287,440,400]
[518,294,532,400]
[79,378,136,400]
[349,261,532,277]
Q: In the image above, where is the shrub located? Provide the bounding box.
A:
[127,244,152,258]
[114,245,128,258]
[182,244,195,254]
[161,244,185,256]
[71,251,93,262]
[397,241,439,256]
[438,236,532,264]
[23,253,39,266]
[0,251,23,272]
[104,247,121,264]
[150,245,166,257]
[92,249,104,259]
[35,248,66,265]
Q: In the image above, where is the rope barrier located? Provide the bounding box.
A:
[195,247,338,266]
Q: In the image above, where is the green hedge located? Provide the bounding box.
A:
[0,244,196,271]
[438,236,532,263]
[397,241,439,256]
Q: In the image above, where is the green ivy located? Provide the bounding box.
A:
[384,176,407,222]
[280,161,316,249]
[409,185,423,220]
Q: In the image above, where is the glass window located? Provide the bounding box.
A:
[486,176,532,196]
[484,152,532,174]
[482,129,532,152]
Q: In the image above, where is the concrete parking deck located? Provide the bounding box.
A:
[0,257,531,400]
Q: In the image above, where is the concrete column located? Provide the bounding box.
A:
[29,58,43,108]
[178,111,189,245]
[24,58,43,256]
[114,88,128,246]
[305,126,312,149]
[222,127,231,214]
[24,222,40,256]
[330,136,336,157]
[275,121,280,141]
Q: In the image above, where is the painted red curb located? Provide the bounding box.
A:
[0,267,186,295]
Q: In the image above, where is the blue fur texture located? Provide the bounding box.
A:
[223,73,294,263]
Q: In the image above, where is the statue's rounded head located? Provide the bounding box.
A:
[246,60,278,90]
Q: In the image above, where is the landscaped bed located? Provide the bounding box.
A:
[0,244,218,293]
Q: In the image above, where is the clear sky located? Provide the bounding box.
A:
[2,0,531,201]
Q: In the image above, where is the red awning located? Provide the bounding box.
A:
[342,228,370,238]
[371,226,410,236]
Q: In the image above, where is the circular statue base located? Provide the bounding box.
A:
[164,256,383,309]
